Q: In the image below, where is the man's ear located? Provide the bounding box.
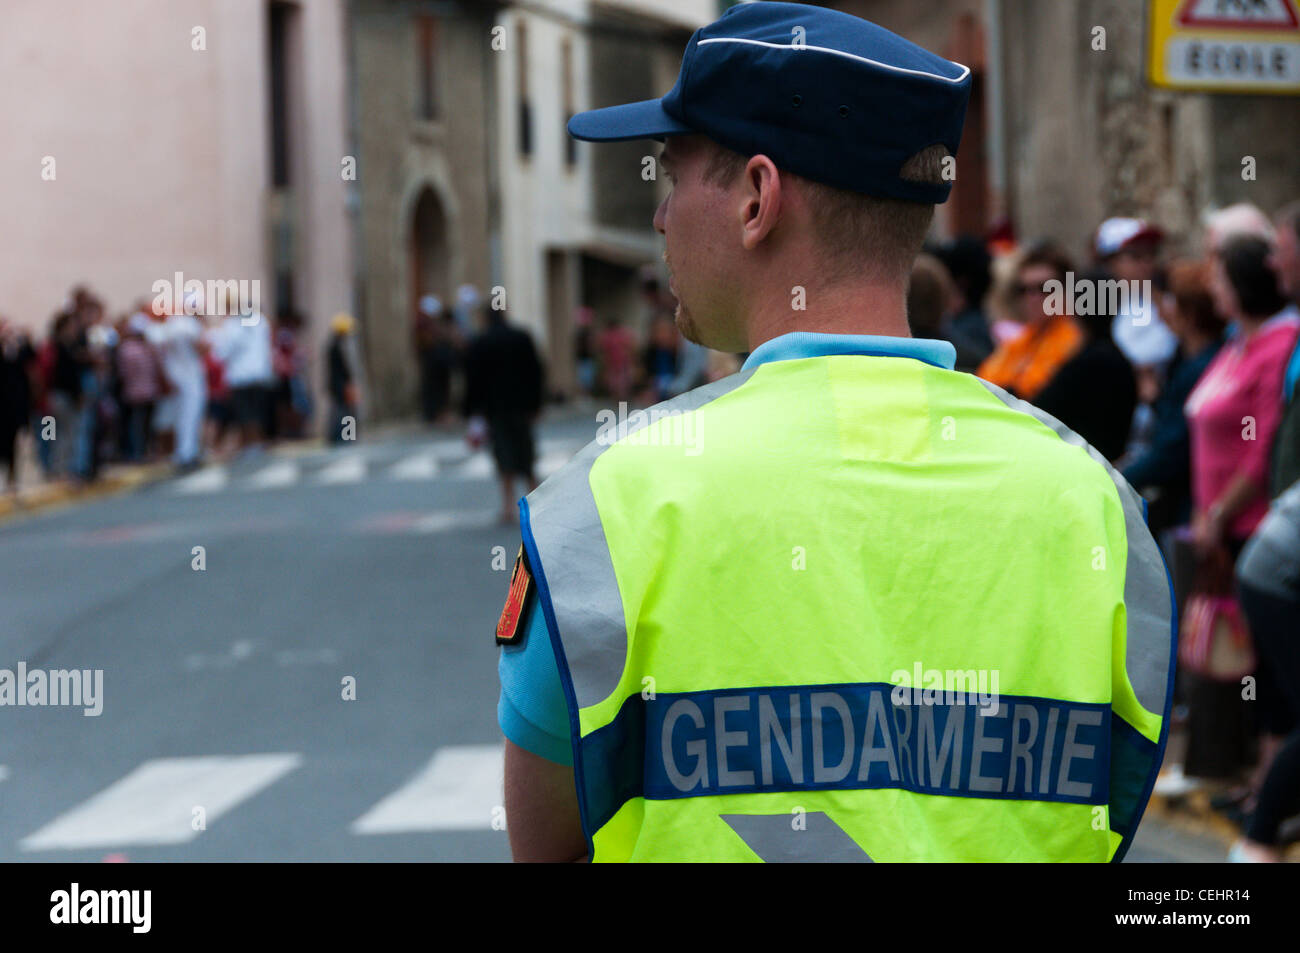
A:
[740,154,782,251]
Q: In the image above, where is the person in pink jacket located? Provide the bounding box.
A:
[1187,234,1299,553]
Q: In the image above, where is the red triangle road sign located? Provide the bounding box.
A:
[1176,0,1300,31]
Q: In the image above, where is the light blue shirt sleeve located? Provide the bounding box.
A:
[497,590,573,765]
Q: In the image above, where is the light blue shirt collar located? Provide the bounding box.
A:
[741,331,957,372]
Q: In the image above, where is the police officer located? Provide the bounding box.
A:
[495,2,1174,862]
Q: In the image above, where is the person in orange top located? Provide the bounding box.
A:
[978,241,1083,400]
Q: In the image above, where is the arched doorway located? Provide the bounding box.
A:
[409,186,450,323]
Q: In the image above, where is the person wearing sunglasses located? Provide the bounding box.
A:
[977,241,1083,400]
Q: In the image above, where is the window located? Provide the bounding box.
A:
[416,15,439,121]
[268,1,293,187]
[517,19,532,157]
[562,37,576,168]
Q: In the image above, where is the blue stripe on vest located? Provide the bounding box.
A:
[581,683,1112,833]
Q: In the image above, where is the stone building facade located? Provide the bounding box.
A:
[348,0,504,418]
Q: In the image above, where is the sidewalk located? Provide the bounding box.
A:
[0,433,174,525]
[0,402,597,525]
[1143,723,1300,861]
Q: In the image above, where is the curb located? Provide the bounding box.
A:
[0,462,174,526]
[1144,774,1300,860]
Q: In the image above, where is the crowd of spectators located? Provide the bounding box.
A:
[0,286,324,492]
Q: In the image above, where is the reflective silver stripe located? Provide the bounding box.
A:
[977,380,1173,716]
[527,370,757,710]
[720,812,874,862]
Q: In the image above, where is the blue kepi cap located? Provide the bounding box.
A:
[567,1,972,204]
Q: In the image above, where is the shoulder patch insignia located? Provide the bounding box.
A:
[495,546,535,646]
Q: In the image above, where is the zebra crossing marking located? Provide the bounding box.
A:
[173,465,229,494]
[351,744,504,834]
[410,510,498,533]
[245,460,299,489]
[19,754,302,851]
[164,441,583,495]
[314,454,366,485]
[388,452,440,480]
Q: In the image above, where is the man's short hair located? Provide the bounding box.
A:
[700,139,945,284]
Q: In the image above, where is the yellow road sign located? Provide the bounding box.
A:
[1148,0,1300,93]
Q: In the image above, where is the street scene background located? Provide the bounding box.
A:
[2,0,1300,862]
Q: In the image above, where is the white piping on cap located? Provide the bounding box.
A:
[696,37,971,84]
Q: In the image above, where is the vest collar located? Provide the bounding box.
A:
[741,331,957,372]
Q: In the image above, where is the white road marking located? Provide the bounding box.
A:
[314,454,366,485]
[245,460,299,490]
[184,640,256,672]
[19,754,302,850]
[173,466,229,495]
[453,453,494,480]
[351,745,504,834]
[410,510,497,534]
[274,648,338,667]
[425,438,469,457]
[388,452,439,480]
[0,765,9,782]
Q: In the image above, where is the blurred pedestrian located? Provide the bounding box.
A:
[147,294,208,471]
[0,319,34,493]
[1122,260,1225,534]
[114,313,164,461]
[906,252,958,340]
[453,284,481,339]
[271,311,309,439]
[212,297,273,454]
[1232,481,1300,861]
[413,295,446,423]
[1266,200,1300,500]
[1181,234,1298,785]
[203,335,232,455]
[977,241,1082,400]
[326,313,359,445]
[932,235,995,370]
[641,314,680,403]
[1095,218,1179,374]
[573,306,597,395]
[48,308,88,478]
[1190,235,1299,557]
[78,296,118,480]
[597,316,635,400]
[1203,202,1275,257]
[463,307,543,524]
[1034,267,1137,462]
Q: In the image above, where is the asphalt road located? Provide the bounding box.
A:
[0,413,1226,863]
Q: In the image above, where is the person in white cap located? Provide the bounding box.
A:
[1095,217,1179,372]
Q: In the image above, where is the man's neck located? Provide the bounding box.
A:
[743,280,910,352]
